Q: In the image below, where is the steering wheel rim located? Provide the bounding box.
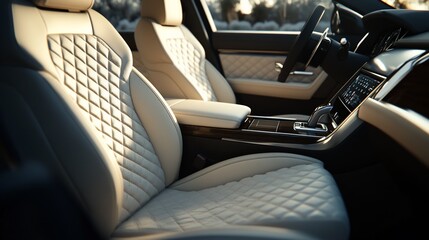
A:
[277,5,325,82]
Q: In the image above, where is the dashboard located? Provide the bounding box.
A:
[315,12,429,169]
[327,9,429,129]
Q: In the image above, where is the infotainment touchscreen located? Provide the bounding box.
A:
[339,74,380,111]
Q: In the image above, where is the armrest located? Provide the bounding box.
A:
[166,99,251,129]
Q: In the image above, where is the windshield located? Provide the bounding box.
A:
[381,0,429,10]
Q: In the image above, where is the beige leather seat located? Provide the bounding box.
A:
[0,0,349,239]
[135,0,236,103]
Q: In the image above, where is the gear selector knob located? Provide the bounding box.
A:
[307,104,333,128]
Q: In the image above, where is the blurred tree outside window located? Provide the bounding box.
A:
[205,0,334,32]
[381,0,428,9]
[93,0,142,32]
[91,0,337,32]
[85,0,429,32]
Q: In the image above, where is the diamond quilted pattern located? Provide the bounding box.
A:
[47,34,165,221]
[165,38,216,101]
[117,164,347,234]
[220,54,322,83]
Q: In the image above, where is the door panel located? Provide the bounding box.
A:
[220,54,286,82]
[220,54,324,83]
[220,53,327,100]
[226,70,327,100]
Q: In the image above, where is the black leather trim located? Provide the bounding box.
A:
[120,32,137,51]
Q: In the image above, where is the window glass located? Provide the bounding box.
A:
[93,0,141,32]
[205,0,334,32]
[381,0,429,10]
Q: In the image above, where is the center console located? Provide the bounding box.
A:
[177,68,385,147]
[238,69,383,142]
[245,117,329,136]
[171,72,383,144]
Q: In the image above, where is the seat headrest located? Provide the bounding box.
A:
[141,0,182,26]
[32,0,94,12]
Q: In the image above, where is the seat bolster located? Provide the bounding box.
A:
[179,25,207,57]
[112,226,317,240]
[88,9,133,79]
[205,60,237,104]
[129,68,183,185]
[170,152,322,191]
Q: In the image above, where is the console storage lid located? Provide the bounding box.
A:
[166,99,251,129]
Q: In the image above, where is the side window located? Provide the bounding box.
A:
[205,0,334,32]
[93,0,142,32]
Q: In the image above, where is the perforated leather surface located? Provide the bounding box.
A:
[47,34,165,221]
[116,164,349,238]
[165,38,217,101]
[220,54,322,83]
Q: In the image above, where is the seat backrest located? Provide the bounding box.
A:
[136,0,236,103]
[0,0,182,237]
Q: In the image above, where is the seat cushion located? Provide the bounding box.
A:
[115,153,349,240]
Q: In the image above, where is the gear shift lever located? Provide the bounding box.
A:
[307,104,333,128]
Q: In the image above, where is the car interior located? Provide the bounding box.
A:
[0,0,428,240]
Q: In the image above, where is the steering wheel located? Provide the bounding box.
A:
[277,5,326,82]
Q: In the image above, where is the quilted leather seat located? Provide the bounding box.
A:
[135,0,236,103]
[0,0,349,239]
